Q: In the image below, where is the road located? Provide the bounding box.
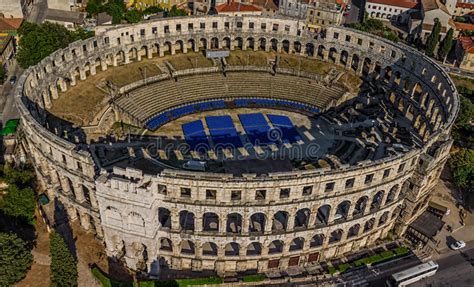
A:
[0,63,20,125]
[411,244,474,287]
[338,253,422,286]
[343,0,365,24]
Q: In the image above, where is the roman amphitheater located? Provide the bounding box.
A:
[15,15,458,276]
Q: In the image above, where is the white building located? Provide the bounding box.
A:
[366,0,420,24]
[0,0,32,19]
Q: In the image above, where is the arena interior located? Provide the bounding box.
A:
[15,15,459,276]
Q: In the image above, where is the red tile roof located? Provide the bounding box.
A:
[216,1,262,12]
[367,0,419,9]
[454,21,474,31]
[458,36,474,53]
[0,17,23,33]
[456,2,474,9]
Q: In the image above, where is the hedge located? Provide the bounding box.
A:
[91,268,223,287]
[338,263,351,273]
[242,274,266,283]
[328,266,337,275]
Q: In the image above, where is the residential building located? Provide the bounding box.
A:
[44,9,86,28]
[452,2,474,16]
[251,0,279,16]
[216,1,262,15]
[0,34,14,73]
[279,0,311,19]
[0,0,33,19]
[306,0,345,31]
[455,36,474,71]
[366,0,420,24]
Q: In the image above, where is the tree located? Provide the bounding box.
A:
[86,0,102,16]
[0,185,36,225]
[16,22,92,69]
[449,149,474,191]
[50,232,78,287]
[456,95,474,129]
[104,0,126,24]
[1,164,34,187]
[0,233,33,285]
[425,19,441,57]
[438,28,454,62]
[166,5,187,17]
[125,9,142,23]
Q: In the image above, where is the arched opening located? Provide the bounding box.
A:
[82,185,92,205]
[180,240,195,255]
[384,66,393,83]
[175,40,184,53]
[362,57,372,76]
[340,50,349,66]
[351,54,360,71]
[394,71,402,85]
[306,43,314,57]
[259,38,266,50]
[188,39,195,52]
[270,38,278,52]
[310,234,325,248]
[179,210,195,232]
[371,191,385,211]
[247,37,255,50]
[294,41,302,54]
[272,211,289,232]
[223,37,231,49]
[353,196,368,217]
[226,213,242,233]
[203,212,219,232]
[328,47,337,63]
[158,208,171,229]
[159,238,173,252]
[211,37,219,49]
[386,185,398,205]
[329,229,343,244]
[164,41,172,55]
[200,38,207,50]
[335,201,351,222]
[317,45,326,60]
[316,205,331,226]
[378,211,390,226]
[289,237,305,252]
[129,47,138,61]
[246,242,262,256]
[268,240,284,254]
[202,242,218,256]
[347,224,360,238]
[364,218,376,232]
[225,242,240,256]
[249,213,266,234]
[235,37,243,50]
[294,208,310,229]
[282,40,290,53]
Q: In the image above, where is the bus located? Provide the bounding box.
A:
[386,261,438,286]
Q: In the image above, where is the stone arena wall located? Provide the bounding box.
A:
[14,15,458,276]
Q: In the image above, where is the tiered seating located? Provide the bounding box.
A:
[116,80,182,122]
[226,72,272,98]
[114,71,348,131]
[175,73,227,102]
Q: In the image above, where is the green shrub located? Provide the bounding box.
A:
[176,277,223,286]
[380,250,394,259]
[242,274,266,282]
[394,246,409,256]
[338,263,351,273]
[328,266,337,274]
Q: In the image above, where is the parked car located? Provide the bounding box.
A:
[346,4,351,10]
[450,240,466,250]
[9,75,17,85]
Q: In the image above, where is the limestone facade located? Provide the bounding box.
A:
[14,15,458,276]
